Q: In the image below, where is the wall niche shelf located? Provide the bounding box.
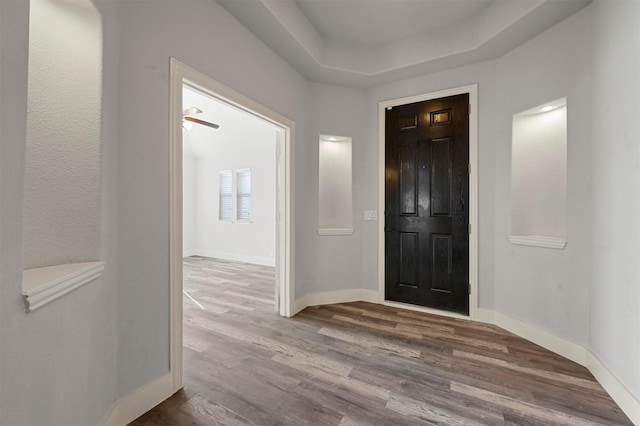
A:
[22,261,105,313]
[508,235,567,250]
[318,228,354,236]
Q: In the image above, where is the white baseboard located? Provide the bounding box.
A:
[294,295,308,315]
[587,351,640,425]
[481,308,588,366]
[476,308,639,424]
[103,373,175,426]
[474,307,495,324]
[186,249,275,267]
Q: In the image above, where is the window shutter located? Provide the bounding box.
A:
[236,169,251,220]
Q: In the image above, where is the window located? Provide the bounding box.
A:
[236,168,252,221]
[219,170,233,221]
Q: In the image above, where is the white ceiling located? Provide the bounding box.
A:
[217,0,591,87]
[295,0,493,47]
[183,85,277,160]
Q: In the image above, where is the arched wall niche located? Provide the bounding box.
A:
[22,0,103,311]
[510,98,567,249]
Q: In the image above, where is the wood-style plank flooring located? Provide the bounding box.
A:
[130,256,632,425]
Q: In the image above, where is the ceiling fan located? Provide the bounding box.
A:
[182,107,220,130]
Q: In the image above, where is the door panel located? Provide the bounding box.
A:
[385,94,469,315]
[399,143,417,215]
[431,138,452,216]
[399,232,419,287]
[431,234,452,292]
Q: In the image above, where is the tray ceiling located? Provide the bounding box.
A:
[218,0,591,87]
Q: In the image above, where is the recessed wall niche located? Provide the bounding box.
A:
[21,0,103,311]
[510,98,567,249]
[318,135,353,235]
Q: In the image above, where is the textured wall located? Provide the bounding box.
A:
[23,0,102,269]
[0,0,119,424]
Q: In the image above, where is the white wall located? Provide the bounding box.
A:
[182,87,277,266]
[591,0,640,401]
[303,83,366,295]
[0,0,119,424]
[116,0,312,398]
[23,0,102,269]
[491,6,592,346]
[183,130,196,256]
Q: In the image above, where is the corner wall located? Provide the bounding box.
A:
[590,0,640,405]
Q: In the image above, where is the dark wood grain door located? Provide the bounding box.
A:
[385,94,469,315]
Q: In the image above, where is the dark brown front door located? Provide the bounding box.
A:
[385,93,470,315]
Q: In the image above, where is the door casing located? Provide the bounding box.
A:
[377,84,478,320]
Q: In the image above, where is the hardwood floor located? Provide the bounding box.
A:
[130,256,632,425]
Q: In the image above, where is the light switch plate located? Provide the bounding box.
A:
[364,210,377,221]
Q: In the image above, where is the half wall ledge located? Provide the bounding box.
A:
[22,261,105,313]
[508,235,567,250]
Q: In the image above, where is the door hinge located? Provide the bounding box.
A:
[468,104,471,115]
[468,163,471,174]
[468,223,471,234]
[468,283,471,295]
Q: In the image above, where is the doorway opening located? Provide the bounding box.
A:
[169,59,295,392]
[377,85,478,320]
[181,83,280,357]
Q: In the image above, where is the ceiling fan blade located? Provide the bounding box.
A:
[184,116,220,129]
[183,107,203,116]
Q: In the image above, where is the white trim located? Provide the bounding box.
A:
[377,84,479,319]
[184,249,275,267]
[475,308,639,424]
[169,58,185,394]
[103,373,174,426]
[21,261,105,313]
[509,235,567,249]
[317,228,354,236]
[169,58,295,400]
[587,352,640,425]
[482,308,588,366]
